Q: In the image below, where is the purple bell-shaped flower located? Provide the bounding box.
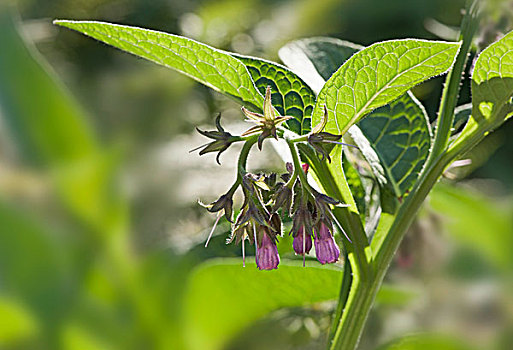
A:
[256,228,280,270]
[314,222,340,264]
[292,226,312,256]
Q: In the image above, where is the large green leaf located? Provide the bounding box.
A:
[54,20,264,111]
[357,93,431,197]
[471,30,513,122]
[231,54,316,134]
[279,37,432,198]
[311,39,461,136]
[278,37,361,93]
[454,30,513,147]
[183,258,343,350]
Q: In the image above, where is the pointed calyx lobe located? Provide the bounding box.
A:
[193,114,235,164]
[241,86,293,150]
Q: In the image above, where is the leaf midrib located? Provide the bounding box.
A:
[56,20,264,108]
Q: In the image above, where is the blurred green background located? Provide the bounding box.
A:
[1,0,512,349]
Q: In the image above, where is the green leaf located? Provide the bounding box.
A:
[455,30,513,145]
[471,30,513,121]
[377,334,476,350]
[279,37,434,199]
[357,93,432,197]
[231,54,316,134]
[0,14,98,166]
[53,20,264,111]
[183,258,342,350]
[278,37,362,93]
[0,13,125,233]
[0,296,39,345]
[429,183,513,271]
[312,39,461,136]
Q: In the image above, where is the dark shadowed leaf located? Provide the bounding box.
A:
[357,93,432,197]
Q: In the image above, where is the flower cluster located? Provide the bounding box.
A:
[195,86,349,270]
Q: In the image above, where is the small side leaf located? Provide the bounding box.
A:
[312,39,461,136]
[54,20,264,110]
[452,103,472,135]
[342,156,366,221]
[455,30,513,146]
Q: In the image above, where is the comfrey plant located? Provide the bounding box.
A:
[54,0,513,348]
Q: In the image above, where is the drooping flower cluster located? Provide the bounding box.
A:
[195,86,349,270]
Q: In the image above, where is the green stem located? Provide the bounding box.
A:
[427,0,480,162]
[289,134,309,143]
[328,251,352,341]
[236,136,257,179]
[324,3,481,349]
[225,136,257,196]
[295,144,373,349]
[284,139,303,189]
[285,139,313,192]
[303,145,370,275]
[327,131,467,350]
[329,272,375,350]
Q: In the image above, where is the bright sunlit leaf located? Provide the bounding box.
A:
[54,20,265,111]
[311,39,461,136]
